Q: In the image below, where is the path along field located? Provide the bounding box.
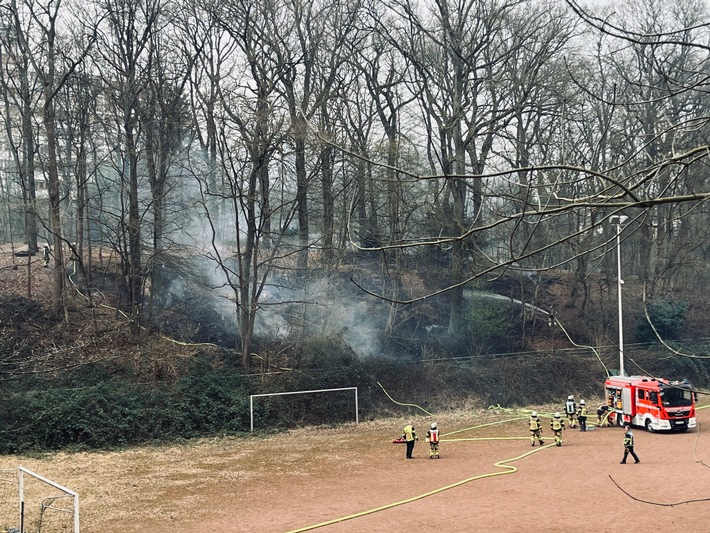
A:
[2,403,710,533]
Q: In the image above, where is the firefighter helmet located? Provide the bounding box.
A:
[554,412,560,418]
[531,411,538,417]
[568,395,574,400]
[580,399,585,405]
[431,422,437,430]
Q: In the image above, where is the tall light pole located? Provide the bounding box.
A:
[610,215,628,376]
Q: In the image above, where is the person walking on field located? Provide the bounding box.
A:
[403,422,418,459]
[565,395,577,429]
[529,411,544,446]
[577,399,588,432]
[550,412,565,446]
[620,424,640,464]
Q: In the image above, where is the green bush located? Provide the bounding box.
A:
[175,358,251,435]
[0,357,254,453]
[463,300,515,355]
[0,383,176,451]
[634,299,689,342]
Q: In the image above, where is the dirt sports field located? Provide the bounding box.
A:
[2,403,710,533]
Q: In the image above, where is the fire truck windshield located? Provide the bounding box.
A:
[660,385,693,407]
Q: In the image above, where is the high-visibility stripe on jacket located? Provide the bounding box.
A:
[624,431,634,448]
[427,429,439,443]
[550,418,564,431]
[565,400,576,414]
[403,425,416,442]
[529,417,541,431]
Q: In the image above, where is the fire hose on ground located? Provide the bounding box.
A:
[284,384,555,533]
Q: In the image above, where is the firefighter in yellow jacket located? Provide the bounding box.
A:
[402,422,417,459]
[550,412,565,446]
[529,411,544,446]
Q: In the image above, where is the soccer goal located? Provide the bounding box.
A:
[250,386,359,432]
[6,467,80,533]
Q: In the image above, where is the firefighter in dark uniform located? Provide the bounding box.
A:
[620,424,640,464]
[550,412,565,446]
[597,403,611,427]
[565,395,577,428]
[577,399,588,431]
[529,411,544,446]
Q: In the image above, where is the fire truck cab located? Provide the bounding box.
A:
[604,375,696,432]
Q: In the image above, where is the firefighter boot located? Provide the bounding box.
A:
[429,443,439,458]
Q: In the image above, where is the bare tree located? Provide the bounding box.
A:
[381,0,573,335]
[342,7,422,335]
[0,1,41,257]
[95,0,163,331]
[590,0,710,295]
[142,17,194,317]
[190,0,296,368]
[183,0,237,244]
[4,0,95,317]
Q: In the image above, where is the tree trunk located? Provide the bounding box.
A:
[42,45,66,319]
[294,127,309,270]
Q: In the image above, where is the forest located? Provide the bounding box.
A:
[2,0,710,450]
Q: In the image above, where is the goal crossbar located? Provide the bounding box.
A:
[250,387,358,432]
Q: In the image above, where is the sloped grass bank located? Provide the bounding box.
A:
[1,345,708,453]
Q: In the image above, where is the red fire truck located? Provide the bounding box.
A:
[603,375,696,432]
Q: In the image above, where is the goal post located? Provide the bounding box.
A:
[17,467,80,533]
[250,386,358,432]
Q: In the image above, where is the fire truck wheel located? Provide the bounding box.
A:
[645,419,654,433]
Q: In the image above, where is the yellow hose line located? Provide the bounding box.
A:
[553,318,610,376]
[377,381,435,417]
[285,443,554,533]
[443,437,535,442]
[443,417,528,437]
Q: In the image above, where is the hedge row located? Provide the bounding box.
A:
[2,345,709,453]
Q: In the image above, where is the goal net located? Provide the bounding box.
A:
[0,467,79,533]
[250,386,359,432]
